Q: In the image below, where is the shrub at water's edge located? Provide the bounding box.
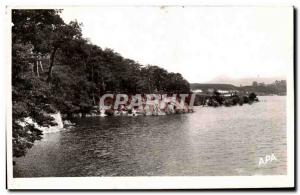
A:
[194,91,259,107]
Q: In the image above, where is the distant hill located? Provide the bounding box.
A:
[190,83,238,91]
[208,75,286,86]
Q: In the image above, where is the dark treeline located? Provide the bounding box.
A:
[190,80,287,96]
[241,80,286,95]
[190,83,237,91]
[12,9,190,157]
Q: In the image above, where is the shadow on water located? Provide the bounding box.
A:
[13,96,287,177]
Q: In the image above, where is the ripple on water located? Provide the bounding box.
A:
[13,96,287,177]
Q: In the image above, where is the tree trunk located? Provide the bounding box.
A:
[101,76,105,94]
[91,65,94,81]
[92,91,96,105]
[36,61,39,77]
[47,47,58,82]
[30,62,34,75]
[91,65,96,105]
[39,60,44,71]
[148,77,152,93]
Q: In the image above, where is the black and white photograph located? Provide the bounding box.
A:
[6,4,295,189]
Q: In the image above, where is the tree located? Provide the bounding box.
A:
[11,9,74,157]
[46,21,82,81]
[12,42,57,157]
[12,9,192,158]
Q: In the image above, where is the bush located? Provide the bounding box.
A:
[249,92,257,102]
[243,96,250,104]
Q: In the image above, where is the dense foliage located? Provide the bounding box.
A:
[12,9,190,157]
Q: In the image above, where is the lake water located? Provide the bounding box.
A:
[13,96,287,177]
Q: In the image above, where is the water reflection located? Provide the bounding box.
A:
[14,96,287,177]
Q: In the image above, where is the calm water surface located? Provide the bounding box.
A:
[14,96,287,177]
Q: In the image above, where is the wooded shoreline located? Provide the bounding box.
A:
[12,9,260,158]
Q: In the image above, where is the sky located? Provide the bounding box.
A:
[60,6,293,83]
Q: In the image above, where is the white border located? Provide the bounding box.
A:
[5,4,295,190]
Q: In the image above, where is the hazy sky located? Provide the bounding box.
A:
[60,6,293,83]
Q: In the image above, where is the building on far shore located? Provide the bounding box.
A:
[192,89,203,93]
